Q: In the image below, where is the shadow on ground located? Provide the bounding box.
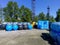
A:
[41,33,57,45]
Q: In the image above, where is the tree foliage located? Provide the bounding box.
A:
[34,16,38,22]
[56,9,60,22]
[49,16,56,22]
[38,12,46,20]
[3,1,19,22]
[3,1,57,22]
[19,6,32,22]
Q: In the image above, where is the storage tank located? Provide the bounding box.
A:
[18,22,23,30]
[0,24,2,30]
[12,22,18,31]
[6,23,12,31]
[50,31,58,41]
[57,33,60,45]
[27,23,32,30]
[51,22,60,32]
[23,22,28,29]
[2,22,7,30]
[37,20,49,29]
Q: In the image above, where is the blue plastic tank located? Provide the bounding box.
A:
[37,25,41,29]
[12,23,18,30]
[51,22,60,32]
[50,31,58,41]
[57,33,60,45]
[27,23,32,30]
[6,23,12,31]
[37,20,49,29]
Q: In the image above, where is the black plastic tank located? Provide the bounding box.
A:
[18,22,23,30]
[23,22,28,29]
[0,24,2,30]
[1,22,7,30]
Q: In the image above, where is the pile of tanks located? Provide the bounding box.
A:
[50,22,60,45]
[0,20,49,31]
[0,22,32,31]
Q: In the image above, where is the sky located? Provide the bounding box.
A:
[0,0,60,18]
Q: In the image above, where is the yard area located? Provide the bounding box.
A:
[0,29,55,45]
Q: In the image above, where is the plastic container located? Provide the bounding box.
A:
[57,33,60,45]
[51,22,60,32]
[0,24,2,30]
[27,23,32,30]
[37,25,41,29]
[12,23,18,30]
[50,31,58,42]
[18,22,23,30]
[6,23,12,31]
[37,20,49,29]
[23,22,28,29]
[1,22,8,30]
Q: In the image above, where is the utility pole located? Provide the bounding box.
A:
[47,6,50,20]
[32,0,35,21]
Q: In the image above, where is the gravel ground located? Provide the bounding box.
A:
[0,29,55,45]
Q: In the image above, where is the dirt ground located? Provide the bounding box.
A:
[0,29,55,45]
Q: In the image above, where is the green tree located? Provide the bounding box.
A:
[38,12,46,20]
[49,16,56,22]
[19,6,32,22]
[14,2,19,20]
[34,16,38,22]
[56,9,60,22]
[3,1,19,22]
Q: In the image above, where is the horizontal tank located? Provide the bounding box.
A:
[12,22,18,31]
[23,22,28,29]
[18,22,23,30]
[50,22,60,32]
[6,23,12,31]
[27,23,32,30]
[50,31,58,42]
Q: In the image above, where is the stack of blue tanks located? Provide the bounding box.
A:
[6,22,18,31]
[37,20,49,29]
[5,22,32,31]
[50,22,60,45]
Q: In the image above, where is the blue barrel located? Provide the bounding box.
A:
[6,23,12,31]
[12,24,18,31]
[27,23,32,30]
